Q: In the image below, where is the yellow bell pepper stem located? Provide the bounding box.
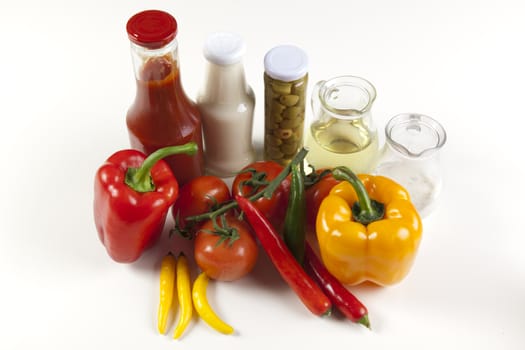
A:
[173,253,193,339]
[192,272,234,335]
[157,252,176,334]
[332,166,384,225]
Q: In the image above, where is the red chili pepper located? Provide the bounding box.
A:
[94,143,197,263]
[304,242,370,328]
[235,195,332,316]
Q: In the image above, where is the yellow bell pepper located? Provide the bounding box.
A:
[316,166,423,286]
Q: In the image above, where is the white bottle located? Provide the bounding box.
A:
[197,32,256,177]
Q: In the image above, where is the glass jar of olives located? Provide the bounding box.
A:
[263,45,308,165]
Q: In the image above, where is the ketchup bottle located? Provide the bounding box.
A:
[126,10,204,185]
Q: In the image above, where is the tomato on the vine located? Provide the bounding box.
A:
[194,215,258,281]
[171,176,231,233]
[305,169,340,228]
[232,161,289,227]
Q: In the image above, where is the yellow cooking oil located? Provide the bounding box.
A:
[305,117,379,174]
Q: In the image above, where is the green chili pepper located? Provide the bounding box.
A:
[283,162,306,264]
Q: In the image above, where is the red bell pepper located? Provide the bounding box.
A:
[94,142,197,263]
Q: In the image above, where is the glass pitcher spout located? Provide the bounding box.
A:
[385,113,447,158]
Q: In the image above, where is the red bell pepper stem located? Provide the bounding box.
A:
[304,243,370,328]
[236,195,332,317]
[125,142,198,193]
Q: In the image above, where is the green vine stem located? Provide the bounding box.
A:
[185,148,309,224]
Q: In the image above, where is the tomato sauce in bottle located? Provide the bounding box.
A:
[126,10,204,185]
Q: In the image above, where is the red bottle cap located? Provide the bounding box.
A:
[126,10,178,49]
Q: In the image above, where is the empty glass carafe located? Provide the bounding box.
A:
[375,113,447,217]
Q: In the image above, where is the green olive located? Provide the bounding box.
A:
[279,94,300,107]
[271,82,292,95]
[292,126,304,136]
[267,122,280,130]
[280,117,302,129]
[282,106,301,120]
[273,128,293,139]
[280,142,298,156]
[296,97,306,108]
[265,134,283,147]
[266,146,284,160]
[269,90,281,100]
[283,133,298,144]
[270,101,286,115]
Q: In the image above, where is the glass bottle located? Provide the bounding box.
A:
[375,113,447,217]
[197,32,256,177]
[305,75,379,174]
[125,10,204,185]
[263,45,308,165]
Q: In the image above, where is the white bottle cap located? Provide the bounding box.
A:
[203,32,246,65]
[264,45,308,82]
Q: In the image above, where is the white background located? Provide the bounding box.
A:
[1,0,524,349]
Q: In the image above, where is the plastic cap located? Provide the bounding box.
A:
[203,32,246,65]
[126,10,178,49]
[264,45,308,82]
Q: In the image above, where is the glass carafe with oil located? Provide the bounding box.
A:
[305,76,379,174]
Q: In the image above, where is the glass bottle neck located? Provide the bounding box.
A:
[130,39,180,81]
[199,61,250,103]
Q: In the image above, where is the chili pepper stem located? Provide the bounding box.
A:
[332,166,384,225]
[125,142,198,193]
[358,314,371,329]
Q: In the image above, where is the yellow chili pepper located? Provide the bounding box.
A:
[316,166,423,286]
[173,253,192,339]
[192,272,234,335]
[158,252,176,334]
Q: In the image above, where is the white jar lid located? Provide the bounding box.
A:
[203,32,246,65]
[264,45,308,82]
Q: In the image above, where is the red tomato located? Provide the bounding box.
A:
[232,161,289,227]
[305,170,340,228]
[194,215,258,281]
[171,176,231,232]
